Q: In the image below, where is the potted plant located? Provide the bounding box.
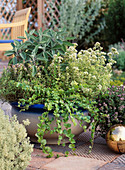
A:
[0,28,118,157]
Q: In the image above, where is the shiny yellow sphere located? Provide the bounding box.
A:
[106,124,125,153]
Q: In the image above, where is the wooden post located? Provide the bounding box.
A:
[37,0,45,30]
[17,0,23,11]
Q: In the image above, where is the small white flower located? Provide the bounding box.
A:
[107,52,112,57]
[95,42,100,48]
[71,81,78,86]
[92,76,96,79]
[83,72,88,75]
[98,84,102,90]
[22,119,30,126]
[73,67,79,71]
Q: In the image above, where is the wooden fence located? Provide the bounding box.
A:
[0,0,60,60]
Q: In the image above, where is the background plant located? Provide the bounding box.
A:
[109,41,125,85]
[109,41,125,71]
[110,71,125,86]
[95,85,125,137]
[0,109,33,169]
[105,0,125,45]
[42,0,105,49]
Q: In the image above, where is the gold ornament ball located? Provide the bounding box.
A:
[106,124,125,153]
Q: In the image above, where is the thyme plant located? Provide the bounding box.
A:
[0,109,33,169]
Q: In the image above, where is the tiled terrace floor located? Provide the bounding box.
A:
[0,61,125,170]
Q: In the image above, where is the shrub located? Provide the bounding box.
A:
[42,0,105,48]
[95,85,125,137]
[114,51,125,71]
[0,109,33,169]
[109,41,125,71]
[105,0,125,44]
[110,71,125,86]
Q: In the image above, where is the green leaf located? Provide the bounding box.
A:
[17,36,26,39]
[32,65,37,76]
[69,144,73,149]
[25,31,30,39]
[11,42,15,48]
[62,44,66,52]
[52,45,62,50]
[20,52,26,60]
[67,129,71,134]
[8,58,13,65]
[63,41,74,46]
[71,116,77,126]
[32,45,39,56]
[42,34,51,38]
[37,56,48,62]
[20,43,27,49]
[45,146,52,153]
[66,37,75,40]
[46,51,53,58]
[24,41,32,46]
[29,35,38,42]
[56,39,63,44]
[12,57,17,65]
[65,151,69,156]
[29,29,36,35]
[63,129,67,135]
[43,52,48,59]
[39,27,42,34]
[40,139,47,145]
[58,135,63,140]
[39,40,47,44]
[14,40,21,46]
[48,103,52,110]
[4,50,14,56]
[58,49,65,55]
[64,123,71,129]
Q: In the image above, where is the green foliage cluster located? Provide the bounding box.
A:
[1,29,118,157]
[109,41,125,71]
[43,0,105,48]
[0,109,33,169]
[5,28,73,76]
[95,86,125,137]
[114,51,125,71]
[1,42,117,104]
[105,0,125,44]
[110,71,125,86]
